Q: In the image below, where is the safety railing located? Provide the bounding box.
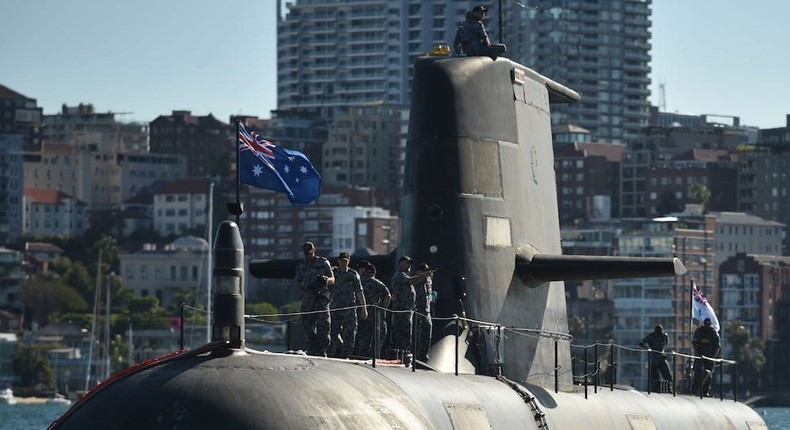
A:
[179,303,739,402]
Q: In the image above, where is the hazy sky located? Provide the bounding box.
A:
[2,0,788,129]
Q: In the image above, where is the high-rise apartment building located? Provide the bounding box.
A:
[277,1,653,143]
[276,1,502,121]
[514,0,652,143]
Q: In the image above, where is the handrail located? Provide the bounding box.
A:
[177,304,740,402]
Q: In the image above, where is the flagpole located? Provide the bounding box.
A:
[228,119,243,225]
[689,280,694,353]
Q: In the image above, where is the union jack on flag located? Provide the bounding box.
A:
[692,281,720,332]
[237,122,321,205]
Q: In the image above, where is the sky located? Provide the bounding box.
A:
[1,0,788,129]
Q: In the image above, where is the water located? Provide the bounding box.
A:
[0,402,71,429]
[755,407,790,429]
[1,402,787,429]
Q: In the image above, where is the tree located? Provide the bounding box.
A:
[246,302,279,322]
[23,275,89,325]
[726,320,765,391]
[688,183,711,210]
[13,345,54,388]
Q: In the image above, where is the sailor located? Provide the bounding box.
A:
[691,317,720,396]
[390,256,434,359]
[294,241,334,356]
[328,252,367,358]
[354,261,392,358]
[639,324,673,393]
[452,5,507,60]
[413,263,434,362]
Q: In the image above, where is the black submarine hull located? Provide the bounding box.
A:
[51,349,765,429]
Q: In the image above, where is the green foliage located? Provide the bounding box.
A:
[127,295,160,314]
[62,260,94,304]
[726,320,766,389]
[246,302,279,322]
[23,276,89,325]
[12,345,54,388]
[279,301,301,317]
[687,183,711,209]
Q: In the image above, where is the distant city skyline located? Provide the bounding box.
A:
[1,0,788,129]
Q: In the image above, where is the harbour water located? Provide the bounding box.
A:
[1,403,787,429]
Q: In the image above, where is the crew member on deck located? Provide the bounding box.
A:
[294,241,334,357]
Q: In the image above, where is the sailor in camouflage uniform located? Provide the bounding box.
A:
[294,241,334,356]
[413,263,434,362]
[390,256,434,356]
[328,252,367,358]
[354,261,391,358]
[452,5,507,60]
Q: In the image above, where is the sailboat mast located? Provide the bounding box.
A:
[206,181,214,343]
[104,272,111,381]
[84,250,102,391]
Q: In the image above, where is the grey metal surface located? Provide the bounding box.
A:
[52,349,765,429]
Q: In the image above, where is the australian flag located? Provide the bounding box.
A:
[238,123,321,205]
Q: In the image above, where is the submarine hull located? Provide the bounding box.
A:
[52,350,766,429]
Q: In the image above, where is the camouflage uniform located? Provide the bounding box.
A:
[454,13,506,59]
[329,266,363,358]
[414,276,433,361]
[354,273,391,358]
[294,255,333,356]
[390,271,416,351]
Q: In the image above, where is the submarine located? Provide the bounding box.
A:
[49,56,767,429]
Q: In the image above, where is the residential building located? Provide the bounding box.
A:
[152,178,212,236]
[149,111,230,177]
[621,124,744,217]
[739,115,790,252]
[90,152,187,210]
[21,242,65,274]
[554,140,625,225]
[22,188,87,238]
[0,247,24,312]
[644,149,739,216]
[330,206,395,256]
[515,0,652,142]
[711,212,785,265]
[277,0,477,120]
[323,104,403,190]
[41,103,148,153]
[0,84,42,151]
[0,136,24,244]
[719,253,790,386]
[23,142,92,206]
[119,237,210,309]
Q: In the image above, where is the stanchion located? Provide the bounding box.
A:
[584,347,588,399]
[554,339,558,393]
[373,305,379,368]
[610,342,614,391]
[180,303,185,350]
[594,343,598,393]
[454,314,459,376]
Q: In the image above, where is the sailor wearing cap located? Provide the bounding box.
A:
[294,241,335,356]
[390,256,435,358]
[328,252,367,358]
[452,5,507,59]
[354,261,392,358]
